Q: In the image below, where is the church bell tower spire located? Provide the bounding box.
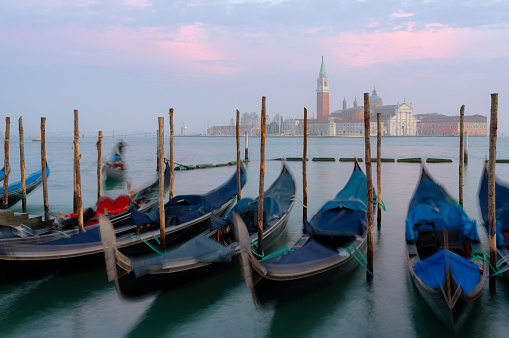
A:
[316,56,329,119]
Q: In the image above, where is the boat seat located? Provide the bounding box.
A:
[416,229,438,258]
[436,229,464,252]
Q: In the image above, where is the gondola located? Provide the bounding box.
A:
[103,141,127,180]
[478,164,509,278]
[100,162,295,298]
[0,164,50,208]
[0,165,246,279]
[234,160,372,304]
[0,162,171,241]
[406,164,487,334]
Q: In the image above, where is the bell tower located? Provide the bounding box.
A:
[316,56,329,119]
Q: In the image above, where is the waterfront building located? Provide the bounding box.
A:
[330,90,417,136]
[415,113,487,136]
[181,124,187,136]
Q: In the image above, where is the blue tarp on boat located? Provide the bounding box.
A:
[131,164,247,227]
[414,249,482,294]
[38,227,101,246]
[406,203,479,243]
[211,163,295,235]
[478,166,509,247]
[406,165,479,243]
[305,165,367,236]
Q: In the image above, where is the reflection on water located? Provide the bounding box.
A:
[2,136,509,337]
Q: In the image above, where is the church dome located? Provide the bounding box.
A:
[369,87,383,106]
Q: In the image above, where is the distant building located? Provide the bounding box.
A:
[415,113,487,136]
[308,57,418,136]
[181,124,187,136]
[316,56,330,119]
[205,58,485,137]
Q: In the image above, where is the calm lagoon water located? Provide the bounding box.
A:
[1,135,509,337]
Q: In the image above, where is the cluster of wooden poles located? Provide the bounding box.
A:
[1,93,501,288]
[249,92,500,284]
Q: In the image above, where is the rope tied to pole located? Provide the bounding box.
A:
[347,244,374,277]
[129,233,165,255]
[470,249,503,277]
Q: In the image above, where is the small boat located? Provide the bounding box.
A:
[103,141,127,180]
[0,165,246,280]
[234,160,372,303]
[406,164,487,334]
[32,133,41,142]
[0,165,9,182]
[0,164,50,208]
[478,164,509,278]
[100,162,295,298]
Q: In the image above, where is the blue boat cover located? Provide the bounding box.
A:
[38,227,101,246]
[266,238,338,265]
[406,203,479,243]
[130,233,236,277]
[211,163,295,234]
[414,249,482,294]
[304,166,367,236]
[131,165,247,227]
[406,166,479,243]
[478,166,509,247]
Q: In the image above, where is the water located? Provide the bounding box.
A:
[2,135,509,337]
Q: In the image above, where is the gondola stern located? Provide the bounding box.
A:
[98,215,119,282]
[232,212,265,289]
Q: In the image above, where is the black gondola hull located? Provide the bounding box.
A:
[115,206,292,297]
[251,235,367,303]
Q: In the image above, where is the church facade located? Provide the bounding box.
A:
[312,57,418,136]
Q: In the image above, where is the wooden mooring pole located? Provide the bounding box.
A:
[376,112,382,230]
[3,117,10,209]
[41,118,50,224]
[464,132,469,164]
[257,96,266,256]
[158,117,166,250]
[74,110,84,233]
[19,117,27,212]
[169,108,174,200]
[97,131,103,200]
[364,93,374,279]
[236,110,241,200]
[459,105,465,207]
[245,131,249,161]
[488,93,498,292]
[303,107,308,221]
[73,119,77,213]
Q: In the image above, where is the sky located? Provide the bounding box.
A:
[0,0,507,136]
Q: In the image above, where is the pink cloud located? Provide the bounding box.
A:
[124,0,151,8]
[391,11,414,18]
[323,25,509,67]
[368,19,379,28]
[0,23,245,75]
